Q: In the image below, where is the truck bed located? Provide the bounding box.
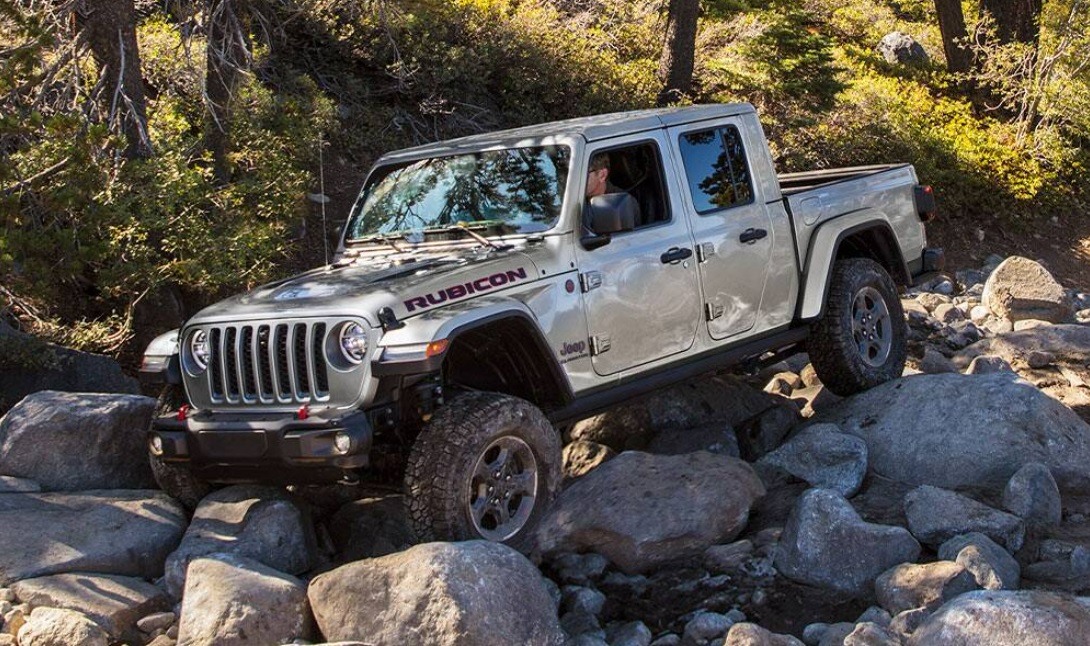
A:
[778,164,908,196]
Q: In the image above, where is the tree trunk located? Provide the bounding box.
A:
[205,0,251,185]
[657,0,699,106]
[934,0,974,74]
[75,0,152,159]
[979,0,1043,45]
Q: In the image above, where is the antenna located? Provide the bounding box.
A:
[318,131,329,265]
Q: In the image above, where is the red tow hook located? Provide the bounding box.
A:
[297,404,310,421]
[176,404,190,421]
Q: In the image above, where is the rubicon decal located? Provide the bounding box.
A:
[404,268,529,312]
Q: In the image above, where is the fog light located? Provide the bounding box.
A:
[333,431,352,454]
[149,434,164,456]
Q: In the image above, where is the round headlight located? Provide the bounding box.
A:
[188,330,210,374]
[338,322,368,364]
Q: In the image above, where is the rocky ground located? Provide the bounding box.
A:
[2,255,1090,646]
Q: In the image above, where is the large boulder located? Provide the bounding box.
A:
[775,488,920,597]
[904,486,1025,552]
[176,554,312,646]
[877,32,929,65]
[981,257,1072,323]
[643,375,785,432]
[908,590,1090,645]
[0,391,156,491]
[815,373,1090,498]
[308,541,565,646]
[757,424,867,497]
[956,325,1090,369]
[163,485,316,598]
[11,574,169,643]
[0,491,186,586]
[533,451,765,573]
[0,324,138,415]
[15,607,109,646]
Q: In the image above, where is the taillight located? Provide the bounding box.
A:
[914,185,937,222]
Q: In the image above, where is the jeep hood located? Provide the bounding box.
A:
[187,247,541,326]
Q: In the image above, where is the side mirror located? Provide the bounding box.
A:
[586,193,638,235]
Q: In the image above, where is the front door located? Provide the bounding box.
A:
[668,121,775,341]
[575,134,702,376]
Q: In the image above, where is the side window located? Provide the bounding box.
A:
[678,125,755,214]
[586,142,671,230]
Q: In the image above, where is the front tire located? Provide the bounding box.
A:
[404,392,561,550]
[149,385,213,509]
[809,258,907,396]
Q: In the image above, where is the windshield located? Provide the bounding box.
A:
[346,145,570,242]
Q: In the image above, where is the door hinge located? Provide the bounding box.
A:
[590,335,611,356]
[696,242,715,263]
[705,302,724,321]
[579,271,602,293]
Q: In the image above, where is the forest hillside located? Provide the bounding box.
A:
[2,0,1088,362]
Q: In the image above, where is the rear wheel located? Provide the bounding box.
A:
[404,391,561,550]
[809,258,907,396]
[149,385,213,509]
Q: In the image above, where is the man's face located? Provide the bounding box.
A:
[586,167,608,199]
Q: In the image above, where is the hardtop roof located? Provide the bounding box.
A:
[378,103,755,163]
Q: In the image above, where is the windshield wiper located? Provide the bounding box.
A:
[423,222,512,251]
[352,233,405,253]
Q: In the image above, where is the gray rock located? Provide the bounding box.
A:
[934,303,965,324]
[1003,462,1062,530]
[570,405,655,451]
[875,561,979,615]
[0,476,39,493]
[176,554,311,646]
[704,540,755,573]
[1023,546,1090,589]
[856,606,892,627]
[0,325,138,415]
[908,590,1090,645]
[723,623,804,645]
[327,495,413,563]
[561,609,603,637]
[0,491,185,586]
[888,607,930,641]
[567,636,610,646]
[816,372,1090,498]
[843,622,898,646]
[644,376,785,432]
[737,403,801,461]
[919,348,958,374]
[562,586,607,617]
[904,486,1025,551]
[758,424,867,497]
[1016,319,1055,332]
[534,452,765,574]
[964,355,1014,375]
[684,611,734,643]
[802,623,828,645]
[16,607,109,646]
[550,552,611,586]
[937,533,1020,590]
[164,485,316,598]
[607,620,652,646]
[775,489,921,597]
[308,541,565,646]
[650,636,682,646]
[136,611,175,633]
[647,423,740,458]
[1026,349,1056,367]
[816,623,855,646]
[982,257,1072,323]
[0,391,156,491]
[11,574,168,642]
[564,441,618,479]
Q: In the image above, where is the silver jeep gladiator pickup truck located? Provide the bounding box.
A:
[140,103,943,547]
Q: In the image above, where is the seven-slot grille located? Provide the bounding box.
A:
[205,322,331,404]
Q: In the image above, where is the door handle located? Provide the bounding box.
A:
[739,228,768,244]
[660,247,693,264]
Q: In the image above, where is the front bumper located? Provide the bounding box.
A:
[149,409,373,484]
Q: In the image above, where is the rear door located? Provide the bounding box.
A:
[667,121,775,341]
[575,132,702,376]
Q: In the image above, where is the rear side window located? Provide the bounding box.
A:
[678,125,755,214]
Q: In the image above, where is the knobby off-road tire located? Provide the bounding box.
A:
[809,257,907,396]
[404,391,562,551]
[149,385,213,510]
